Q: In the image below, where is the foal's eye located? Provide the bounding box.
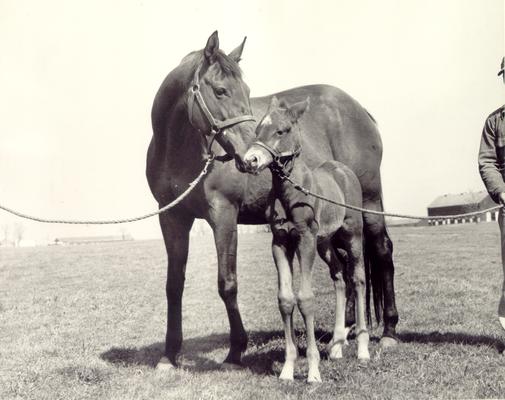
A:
[214,87,228,97]
[276,127,291,136]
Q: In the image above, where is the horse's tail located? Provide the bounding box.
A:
[363,231,377,326]
[368,235,383,325]
[363,232,372,326]
[367,193,392,326]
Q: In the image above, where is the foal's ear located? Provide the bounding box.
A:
[228,36,247,63]
[288,97,310,123]
[268,96,280,111]
[204,31,220,63]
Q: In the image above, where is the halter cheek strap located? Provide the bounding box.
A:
[187,64,256,146]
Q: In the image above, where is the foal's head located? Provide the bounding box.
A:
[244,96,310,174]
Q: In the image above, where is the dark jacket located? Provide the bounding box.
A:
[479,105,505,203]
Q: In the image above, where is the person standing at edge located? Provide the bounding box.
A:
[478,57,505,332]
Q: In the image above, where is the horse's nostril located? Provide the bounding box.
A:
[250,156,258,165]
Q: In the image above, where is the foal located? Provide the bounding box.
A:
[243,96,370,382]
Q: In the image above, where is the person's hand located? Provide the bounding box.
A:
[499,192,505,206]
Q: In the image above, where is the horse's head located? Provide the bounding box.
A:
[187,31,255,172]
[243,96,310,174]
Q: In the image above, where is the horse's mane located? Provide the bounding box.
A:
[183,50,242,79]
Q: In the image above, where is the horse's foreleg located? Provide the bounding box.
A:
[296,230,321,383]
[209,205,248,366]
[272,233,297,381]
[363,201,399,347]
[317,241,347,360]
[157,210,194,369]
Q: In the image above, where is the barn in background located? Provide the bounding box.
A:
[427,191,497,225]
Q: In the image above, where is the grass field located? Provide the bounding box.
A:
[2,222,505,399]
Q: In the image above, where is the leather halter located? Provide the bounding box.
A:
[252,140,301,178]
[187,64,256,158]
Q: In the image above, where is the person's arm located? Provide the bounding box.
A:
[478,115,505,204]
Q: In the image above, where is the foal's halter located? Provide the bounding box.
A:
[187,64,256,158]
[252,140,301,178]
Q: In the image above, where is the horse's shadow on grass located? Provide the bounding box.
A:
[100,330,288,375]
[397,330,504,352]
[100,329,504,375]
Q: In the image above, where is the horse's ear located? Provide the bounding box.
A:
[268,96,280,111]
[204,31,219,63]
[228,36,246,63]
[288,97,310,122]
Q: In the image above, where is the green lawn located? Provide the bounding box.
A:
[2,222,505,399]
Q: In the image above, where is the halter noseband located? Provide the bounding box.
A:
[187,64,256,158]
[252,140,301,178]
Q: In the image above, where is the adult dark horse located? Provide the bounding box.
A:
[146,31,398,369]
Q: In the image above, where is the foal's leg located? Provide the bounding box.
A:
[346,235,370,360]
[317,241,347,360]
[157,210,194,369]
[296,229,321,383]
[272,232,297,381]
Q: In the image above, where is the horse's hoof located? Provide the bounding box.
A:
[156,356,176,371]
[379,336,398,349]
[221,362,244,371]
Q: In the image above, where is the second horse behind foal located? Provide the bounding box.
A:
[243,96,371,382]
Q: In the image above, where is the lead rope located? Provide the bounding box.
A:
[281,173,503,221]
[0,156,214,224]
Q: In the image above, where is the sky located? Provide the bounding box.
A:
[0,0,503,242]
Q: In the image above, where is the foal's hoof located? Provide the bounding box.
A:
[307,372,322,383]
[156,356,177,371]
[379,336,398,349]
[221,362,244,371]
[326,343,343,360]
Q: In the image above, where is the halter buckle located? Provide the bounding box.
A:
[209,126,220,136]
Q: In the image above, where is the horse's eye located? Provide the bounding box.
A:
[276,129,284,136]
[214,87,228,97]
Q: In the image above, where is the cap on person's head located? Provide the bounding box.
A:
[498,57,505,76]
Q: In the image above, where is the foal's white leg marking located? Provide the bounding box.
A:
[272,243,297,381]
[329,271,347,360]
[352,243,370,361]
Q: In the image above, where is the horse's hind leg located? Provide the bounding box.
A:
[157,210,194,369]
[317,241,347,360]
[272,231,297,381]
